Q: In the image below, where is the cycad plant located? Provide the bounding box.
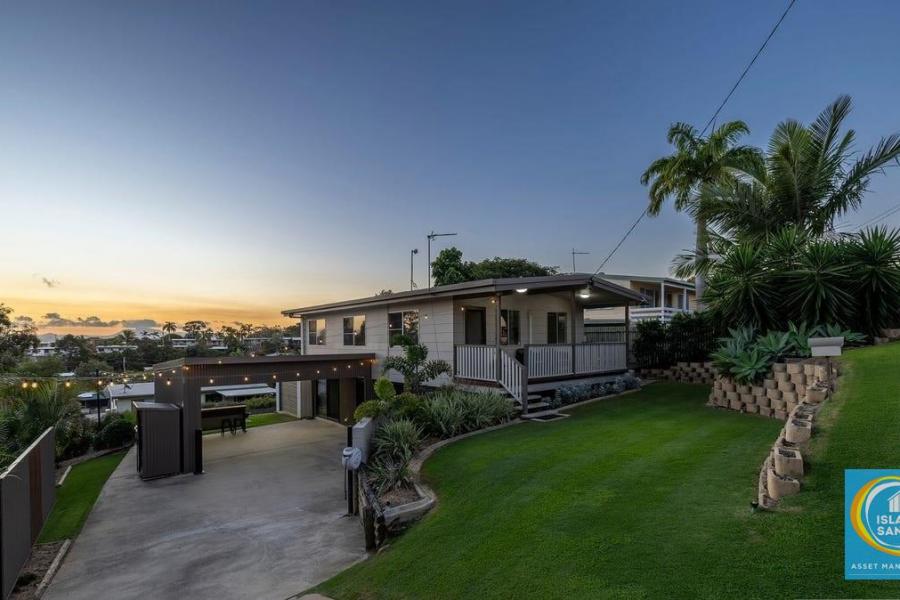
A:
[849,227,900,335]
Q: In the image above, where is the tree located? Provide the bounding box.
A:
[56,335,94,371]
[182,320,209,339]
[0,304,39,370]
[641,120,763,303]
[431,247,471,285]
[15,356,67,377]
[694,97,900,245]
[381,335,451,393]
[161,321,177,346]
[431,247,558,286]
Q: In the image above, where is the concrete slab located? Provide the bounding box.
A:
[45,419,365,600]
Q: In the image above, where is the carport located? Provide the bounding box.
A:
[150,354,375,475]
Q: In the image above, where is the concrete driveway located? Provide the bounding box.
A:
[46,419,365,600]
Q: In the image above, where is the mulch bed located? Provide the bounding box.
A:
[380,486,421,507]
[10,541,65,600]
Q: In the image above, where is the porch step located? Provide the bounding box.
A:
[521,409,568,422]
[526,400,550,411]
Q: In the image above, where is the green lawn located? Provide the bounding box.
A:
[246,412,298,428]
[38,451,126,543]
[316,343,900,599]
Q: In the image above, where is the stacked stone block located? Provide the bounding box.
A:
[708,358,833,421]
[642,361,717,385]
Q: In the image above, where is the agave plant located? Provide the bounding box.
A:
[710,326,755,372]
[786,322,820,357]
[730,348,772,384]
[817,324,867,345]
[755,331,792,361]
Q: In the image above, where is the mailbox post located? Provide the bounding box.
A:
[808,336,844,389]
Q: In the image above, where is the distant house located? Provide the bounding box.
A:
[106,382,155,413]
[584,274,695,327]
[26,339,59,358]
[282,273,643,414]
[96,344,139,354]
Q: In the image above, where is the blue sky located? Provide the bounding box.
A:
[2,0,900,332]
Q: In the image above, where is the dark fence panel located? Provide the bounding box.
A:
[631,323,719,369]
[1,428,56,600]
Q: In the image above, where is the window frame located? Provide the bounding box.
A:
[499,308,521,345]
[547,312,568,344]
[307,319,326,346]
[343,315,366,346]
[388,310,419,346]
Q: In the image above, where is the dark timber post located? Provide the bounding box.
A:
[193,429,203,474]
[494,294,502,384]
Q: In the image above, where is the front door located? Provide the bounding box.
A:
[465,308,487,345]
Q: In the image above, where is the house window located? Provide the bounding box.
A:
[500,309,520,345]
[638,287,657,307]
[343,315,366,346]
[388,311,419,346]
[547,312,567,344]
[307,319,325,345]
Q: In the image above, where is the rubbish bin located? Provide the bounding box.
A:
[135,402,181,479]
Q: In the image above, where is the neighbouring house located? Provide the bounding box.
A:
[584,274,695,331]
[26,339,59,357]
[282,273,644,412]
[106,381,155,413]
[96,344,139,354]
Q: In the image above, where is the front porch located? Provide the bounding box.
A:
[454,341,628,409]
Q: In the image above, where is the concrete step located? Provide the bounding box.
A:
[521,409,566,421]
[526,400,550,411]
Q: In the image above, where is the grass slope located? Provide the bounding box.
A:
[316,344,900,599]
[38,451,125,543]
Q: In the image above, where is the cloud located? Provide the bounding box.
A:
[122,319,159,329]
[41,313,121,328]
[38,313,160,329]
[41,277,60,288]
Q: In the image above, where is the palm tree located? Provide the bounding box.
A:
[700,96,900,240]
[641,120,763,303]
[161,321,177,346]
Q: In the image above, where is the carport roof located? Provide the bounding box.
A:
[153,353,376,370]
[216,386,276,398]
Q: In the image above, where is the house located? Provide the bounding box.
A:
[26,340,59,358]
[282,274,643,412]
[584,274,695,327]
[106,381,155,413]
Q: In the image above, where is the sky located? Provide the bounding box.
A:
[2,0,900,336]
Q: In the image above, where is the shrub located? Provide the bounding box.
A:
[95,413,135,449]
[244,395,275,410]
[417,390,512,439]
[374,418,422,463]
[392,392,424,421]
[367,455,413,495]
[554,375,640,407]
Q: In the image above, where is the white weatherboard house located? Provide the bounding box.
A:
[282,274,644,411]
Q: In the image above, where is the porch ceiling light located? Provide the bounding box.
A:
[515,288,528,293]
[578,287,591,299]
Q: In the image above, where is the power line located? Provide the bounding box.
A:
[699,0,798,137]
[593,0,797,275]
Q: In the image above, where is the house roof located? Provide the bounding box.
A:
[106,382,155,398]
[599,273,695,289]
[282,273,645,317]
[216,385,276,398]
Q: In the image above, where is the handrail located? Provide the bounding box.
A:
[499,350,524,404]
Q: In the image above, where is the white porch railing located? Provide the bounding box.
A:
[500,349,525,403]
[455,345,496,381]
[630,306,691,323]
[528,343,626,378]
[526,345,572,378]
[574,343,627,374]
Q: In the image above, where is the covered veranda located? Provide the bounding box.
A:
[151,354,375,475]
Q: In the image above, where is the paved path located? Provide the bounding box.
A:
[46,419,365,600]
